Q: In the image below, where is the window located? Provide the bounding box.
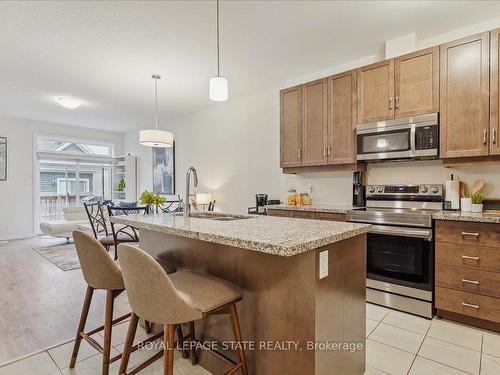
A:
[37,136,113,157]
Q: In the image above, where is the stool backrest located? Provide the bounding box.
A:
[118,243,202,325]
[73,231,124,290]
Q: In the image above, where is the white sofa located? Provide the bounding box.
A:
[40,206,89,240]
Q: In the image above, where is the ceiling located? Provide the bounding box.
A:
[1,1,500,132]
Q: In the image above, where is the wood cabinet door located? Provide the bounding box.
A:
[357,59,394,123]
[440,32,490,158]
[327,71,357,164]
[394,46,439,118]
[491,28,500,155]
[302,79,328,166]
[280,86,303,167]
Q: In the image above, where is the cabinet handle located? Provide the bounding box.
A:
[323,146,327,157]
[462,255,480,261]
[327,146,332,156]
[389,97,394,110]
[462,232,480,238]
[462,278,480,285]
[493,129,497,144]
[297,149,301,160]
[395,96,400,109]
[462,302,479,309]
[483,129,488,145]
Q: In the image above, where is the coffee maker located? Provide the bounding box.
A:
[352,171,366,207]
[255,194,268,213]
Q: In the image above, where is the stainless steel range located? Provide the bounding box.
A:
[347,184,444,318]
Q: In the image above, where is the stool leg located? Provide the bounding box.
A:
[164,324,175,375]
[118,312,139,375]
[189,321,197,365]
[70,286,94,368]
[229,304,248,375]
[145,320,152,334]
[176,324,189,358]
[102,290,114,375]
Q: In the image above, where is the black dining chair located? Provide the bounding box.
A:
[106,205,148,260]
[160,195,183,214]
[83,202,116,252]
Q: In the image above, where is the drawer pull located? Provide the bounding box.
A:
[461,278,480,285]
[461,232,480,238]
[462,302,479,309]
[462,255,480,261]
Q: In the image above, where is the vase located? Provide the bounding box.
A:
[471,203,483,213]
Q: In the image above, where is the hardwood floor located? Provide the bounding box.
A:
[0,236,131,365]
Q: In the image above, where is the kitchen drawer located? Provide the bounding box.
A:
[267,209,291,218]
[436,264,500,298]
[435,221,500,248]
[291,211,316,220]
[315,212,346,222]
[436,286,500,323]
[436,241,500,272]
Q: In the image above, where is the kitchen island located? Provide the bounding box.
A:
[110,212,370,375]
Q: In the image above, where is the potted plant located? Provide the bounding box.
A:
[117,177,126,191]
[139,191,166,214]
[470,191,485,213]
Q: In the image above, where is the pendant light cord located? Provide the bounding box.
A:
[216,0,220,77]
[154,76,159,130]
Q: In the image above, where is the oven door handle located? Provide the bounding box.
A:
[370,224,432,240]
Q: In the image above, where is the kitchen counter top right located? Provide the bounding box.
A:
[433,211,500,224]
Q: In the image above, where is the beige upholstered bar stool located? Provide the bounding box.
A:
[118,243,248,375]
[70,231,175,375]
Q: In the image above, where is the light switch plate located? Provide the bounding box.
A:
[319,250,328,279]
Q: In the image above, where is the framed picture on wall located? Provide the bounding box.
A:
[0,137,6,181]
[152,142,175,194]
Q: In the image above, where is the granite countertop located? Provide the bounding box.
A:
[266,204,356,214]
[110,212,370,257]
[433,211,500,224]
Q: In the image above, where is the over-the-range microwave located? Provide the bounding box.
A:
[356,113,439,162]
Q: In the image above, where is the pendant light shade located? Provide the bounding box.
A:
[139,129,173,147]
[209,76,228,101]
[140,74,174,148]
[209,0,228,102]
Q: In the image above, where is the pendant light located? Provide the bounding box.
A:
[139,74,174,147]
[209,0,228,101]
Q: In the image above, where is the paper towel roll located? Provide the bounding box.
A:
[445,180,460,210]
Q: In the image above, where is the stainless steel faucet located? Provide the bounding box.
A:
[184,167,198,218]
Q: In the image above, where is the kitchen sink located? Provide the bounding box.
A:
[174,213,252,221]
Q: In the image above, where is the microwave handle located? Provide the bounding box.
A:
[410,123,416,156]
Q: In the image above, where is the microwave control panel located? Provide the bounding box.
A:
[415,125,438,150]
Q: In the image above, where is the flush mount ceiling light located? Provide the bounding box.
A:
[54,96,82,109]
[209,0,228,101]
[139,74,174,148]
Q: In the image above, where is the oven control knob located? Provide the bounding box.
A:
[421,186,429,193]
[377,186,384,193]
[369,186,376,193]
[431,186,439,194]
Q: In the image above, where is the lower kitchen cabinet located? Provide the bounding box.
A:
[435,219,500,331]
[267,209,346,222]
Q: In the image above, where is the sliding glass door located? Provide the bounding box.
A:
[38,161,111,222]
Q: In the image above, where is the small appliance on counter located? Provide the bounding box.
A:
[248,194,280,215]
[444,174,460,210]
[352,171,366,207]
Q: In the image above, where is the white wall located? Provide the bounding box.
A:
[125,16,500,213]
[0,115,123,240]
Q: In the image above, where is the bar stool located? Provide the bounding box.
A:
[117,243,248,375]
[70,231,176,375]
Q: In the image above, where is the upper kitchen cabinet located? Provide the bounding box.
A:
[357,60,394,123]
[327,70,357,164]
[491,28,500,156]
[280,85,303,168]
[440,32,490,158]
[394,47,439,118]
[302,79,328,166]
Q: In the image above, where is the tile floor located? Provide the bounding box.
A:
[2,303,499,374]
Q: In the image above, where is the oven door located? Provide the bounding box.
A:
[367,225,433,292]
[357,126,412,160]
